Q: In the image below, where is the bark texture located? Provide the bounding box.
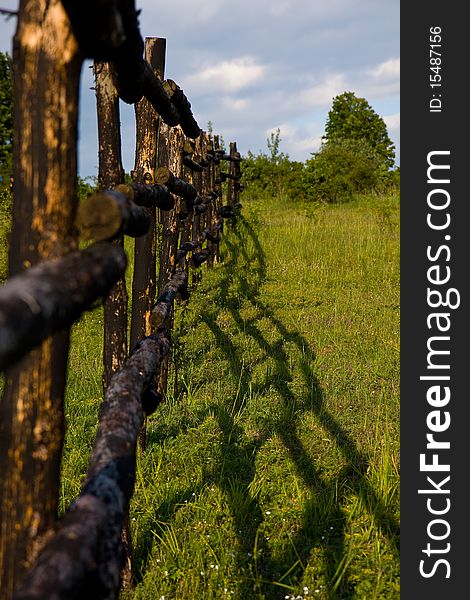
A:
[115,182,174,210]
[13,335,170,600]
[0,3,82,597]
[0,244,127,372]
[150,269,188,330]
[76,190,151,242]
[93,61,128,394]
[129,37,166,452]
[163,78,201,139]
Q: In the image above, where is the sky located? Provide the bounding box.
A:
[0,0,399,178]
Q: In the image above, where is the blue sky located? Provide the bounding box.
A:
[1,0,399,177]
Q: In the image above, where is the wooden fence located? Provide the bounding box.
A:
[0,2,242,599]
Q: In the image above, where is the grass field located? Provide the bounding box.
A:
[62,190,400,599]
[1,190,400,598]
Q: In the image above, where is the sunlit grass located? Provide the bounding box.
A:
[2,189,400,598]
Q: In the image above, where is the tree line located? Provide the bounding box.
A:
[243,91,399,203]
[1,50,398,204]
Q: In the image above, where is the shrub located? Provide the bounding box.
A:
[305,138,386,203]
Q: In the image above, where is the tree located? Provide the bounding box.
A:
[305,137,384,203]
[0,52,13,185]
[324,91,395,169]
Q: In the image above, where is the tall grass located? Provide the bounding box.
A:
[1,190,400,598]
[63,191,399,598]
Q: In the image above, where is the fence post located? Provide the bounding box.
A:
[94,61,129,392]
[156,126,185,401]
[227,141,236,207]
[0,3,82,598]
[190,136,204,283]
[129,37,167,452]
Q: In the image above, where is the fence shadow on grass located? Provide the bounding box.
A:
[138,213,399,598]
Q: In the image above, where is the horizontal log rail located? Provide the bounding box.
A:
[163,79,201,139]
[218,153,243,163]
[182,155,204,172]
[218,171,242,182]
[76,189,152,242]
[13,333,170,600]
[190,248,212,268]
[115,182,175,210]
[0,244,127,372]
[150,269,188,330]
[1,3,244,597]
[156,166,198,204]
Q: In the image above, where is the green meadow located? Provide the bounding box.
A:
[0,189,399,598]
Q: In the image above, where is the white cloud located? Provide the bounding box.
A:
[222,97,250,111]
[370,58,400,80]
[297,73,348,109]
[186,56,266,93]
[384,112,400,131]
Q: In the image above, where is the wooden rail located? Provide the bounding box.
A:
[0,2,242,599]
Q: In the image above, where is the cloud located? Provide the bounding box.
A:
[384,112,400,131]
[370,58,400,80]
[186,56,266,94]
[297,73,348,109]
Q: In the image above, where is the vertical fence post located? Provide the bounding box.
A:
[0,3,82,598]
[129,37,166,452]
[94,61,128,392]
[227,141,236,207]
[156,126,185,401]
[93,59,135,592]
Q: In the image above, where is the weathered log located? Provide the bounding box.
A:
[0,4,82,596]
[175,240,202,262]
[156,166,198,204]
[218,153,243,163]
[217,171,242,182]
[93,61,128,400]
[13,334,170,600]
[115,182,174,210]
[205,151,220,165]
[109,0,146,104]
[156,125,185,401]
[182,155,204,172]
[129,37,167,453]
[76,190,151,242]
[182,139,195,156]
[150,270,188,330]
[190,249,212,268]
[60,0,125,60]
[218,205,236,219]
[140,62,180,126]
[194,202,210,216]
[163,79,201,139]
[0,244,127,373]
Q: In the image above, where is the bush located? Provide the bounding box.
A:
[305,138,386,203]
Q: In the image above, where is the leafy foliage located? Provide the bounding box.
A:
[305,138,386,203]
[0,52,13,185]
[324,91,395,170]
[243,129,309,200]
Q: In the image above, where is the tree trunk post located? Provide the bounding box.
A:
[129,37,167,452]
[190,135,204,284]
[94,61,128,393]
[227,141,236,207]
[156,125,185,401]
[0,3,82,597]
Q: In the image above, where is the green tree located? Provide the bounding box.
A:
[243,129,309,200]
[324,91,395,169]
[305,138,384,203]
[0,52,13,186]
